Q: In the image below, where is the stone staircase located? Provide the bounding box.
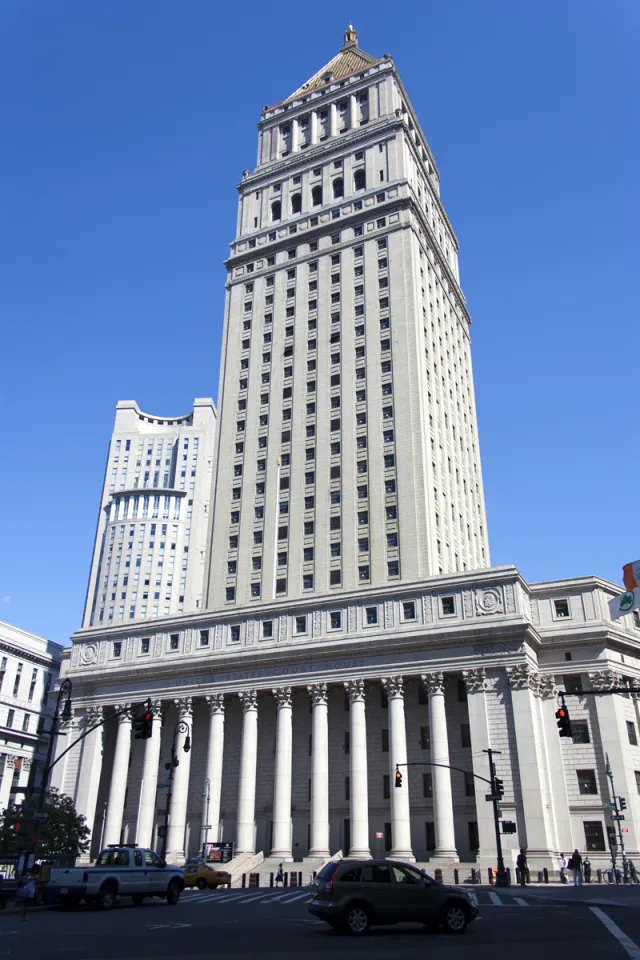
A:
[231,851,342,888]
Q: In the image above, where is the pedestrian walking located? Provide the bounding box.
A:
[516,849,528,887]
[275,863,284,887]
[570,849,583,886]
[583,856,591,884]
[16,871,36,921]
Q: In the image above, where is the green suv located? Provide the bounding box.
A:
[308,859,479,936]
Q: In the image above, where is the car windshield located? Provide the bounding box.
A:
[316,861,340,881]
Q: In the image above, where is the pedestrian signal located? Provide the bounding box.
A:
[556,705,572,737]
[619,797,627,811]
[394,769,403,788]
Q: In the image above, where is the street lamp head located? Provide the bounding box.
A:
[61,697,72,721]
[184,733,191,753]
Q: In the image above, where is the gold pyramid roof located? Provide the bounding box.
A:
[282,26,382,104]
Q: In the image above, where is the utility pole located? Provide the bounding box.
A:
[484,748,510,888]
[605,753,628,881]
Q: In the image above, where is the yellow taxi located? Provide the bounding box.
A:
[183,859,231,891]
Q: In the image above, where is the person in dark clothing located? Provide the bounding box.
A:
[275,863,284,887]
[516,849,528,886]
[583,856,591,883]
[570,849,583,886]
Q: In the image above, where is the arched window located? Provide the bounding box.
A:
[271,200,281,222]
[291,193,302,215]
[333,177,344,199]
[312,185,323,207]
[354,169,366,191]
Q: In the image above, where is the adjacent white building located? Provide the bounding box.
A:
[83,398,216,628]
[0,620,62,813]
[51,29,640,876]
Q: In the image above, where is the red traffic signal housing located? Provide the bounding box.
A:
[13,822,23,834]
[394,769,403,788]
[556,705,572,738]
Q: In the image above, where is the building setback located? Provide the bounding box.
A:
[53,29,640,874]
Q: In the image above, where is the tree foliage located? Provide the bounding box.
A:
[0,788,90,859]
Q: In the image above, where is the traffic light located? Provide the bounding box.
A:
[556,704,572,737]
[395,769,403,789]
[13,822,23,834]
[134,703,153,740]
[619,797,627,811]
[494,778,504,799]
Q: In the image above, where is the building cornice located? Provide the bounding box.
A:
[0,640,60,670]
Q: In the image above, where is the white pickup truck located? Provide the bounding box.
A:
[44,845,184,909]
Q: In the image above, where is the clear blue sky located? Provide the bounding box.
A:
[1,1,638,645]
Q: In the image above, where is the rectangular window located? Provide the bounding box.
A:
[382,729,389,752]
[169,634,179,651]
[441,596,456,616]
[6,709,14,729]
[635,770,640,795]
[460,723,471,748]
[330,611,342,629]
[628,721,638,746]
[564,674,583,694]
[113,641,122,658]
[468,821,479,852]
[420,726,430,750]
[572,721,590,744]
[366,606,378,625]
[577,769,598,795]
[554,598,571,618]
[583,821,606,852]
[383,775,390,800]
[199,630,209,647]
[423,773,433,798]
[295,615,307,634]
[262,621,273,639]
[425,821,435,850]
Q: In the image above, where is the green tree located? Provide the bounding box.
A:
[0,788,90,859]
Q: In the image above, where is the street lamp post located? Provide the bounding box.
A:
[160,720,190,863]
[201,778,211,859]
[38,678,73,811]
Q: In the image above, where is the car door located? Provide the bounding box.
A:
[143,849,167,893]
[114,849,135,895]
[389,864,429,921]
[133,850,147,895]
[359,863,395,922]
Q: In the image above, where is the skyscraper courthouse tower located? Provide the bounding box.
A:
[207,27,489,609]
[57,30,640,875]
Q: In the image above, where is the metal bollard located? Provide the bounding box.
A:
[299,872,303,887]
[284,872,288,887]
[538,871,543,884]
[543,868,549,884]
[241,874,246,888]
[454,869,459,886]
[488,868,494,885]
[313,871,317,880]
[270,873,274,888]
[597,869,602,884]
[506,868,512,884]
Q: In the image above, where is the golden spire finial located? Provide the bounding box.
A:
[343,24,357,46]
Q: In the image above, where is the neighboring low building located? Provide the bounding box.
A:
[0,620,63,813]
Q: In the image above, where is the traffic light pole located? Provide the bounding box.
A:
[395,755,510,887]
[484,749,510,888]
[605,753,628,880]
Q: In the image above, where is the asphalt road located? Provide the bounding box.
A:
[1,886,640,960]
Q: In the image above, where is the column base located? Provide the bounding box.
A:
[432,849,459,863]
[269,850,293,861]
[348,848,372,860]
[307,849,331,860]
[390,848,415,862]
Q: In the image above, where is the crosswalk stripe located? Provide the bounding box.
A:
[488,891,503,905]
[274,891,311,904]
[513,897,528,906]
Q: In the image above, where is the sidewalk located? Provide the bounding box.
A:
[494,883,640,907]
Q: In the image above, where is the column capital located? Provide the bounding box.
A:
[506,664,537,691]
[148,699,163,717]
[21,757,31,772]
[588,669,621,692]
[206,694,225,716]
[174,697,193,721]
[84,705,104,726]
[272,687,292,708]
[308,683,327,706]
[382,676,404,699]
[538,674,556,699]
[115,704,133,722]
[239,689,258,712]
[344,679,365,703]
[462,668,488,693]
[421,672,445,695]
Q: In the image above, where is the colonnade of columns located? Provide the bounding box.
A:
[76,672,461,865]
[269,94,364,160]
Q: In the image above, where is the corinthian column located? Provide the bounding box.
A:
[75,706,105,861]
[307,683,330,858]
[204,694,226,844]
[236,690,258,855]
[421,674,457,860]
[345,679,370,859]
[382,677,414,860]
[271,687,293,860]
[136,700,163,849]
[165,698,193,864]
[103,705,132,846]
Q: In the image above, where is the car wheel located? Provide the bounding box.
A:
[342,903,371,936]
[132,894,145,906]
[441,901,468,934]
[97,882,118,911]
[166,879,182,906]
[196,879,208,890]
